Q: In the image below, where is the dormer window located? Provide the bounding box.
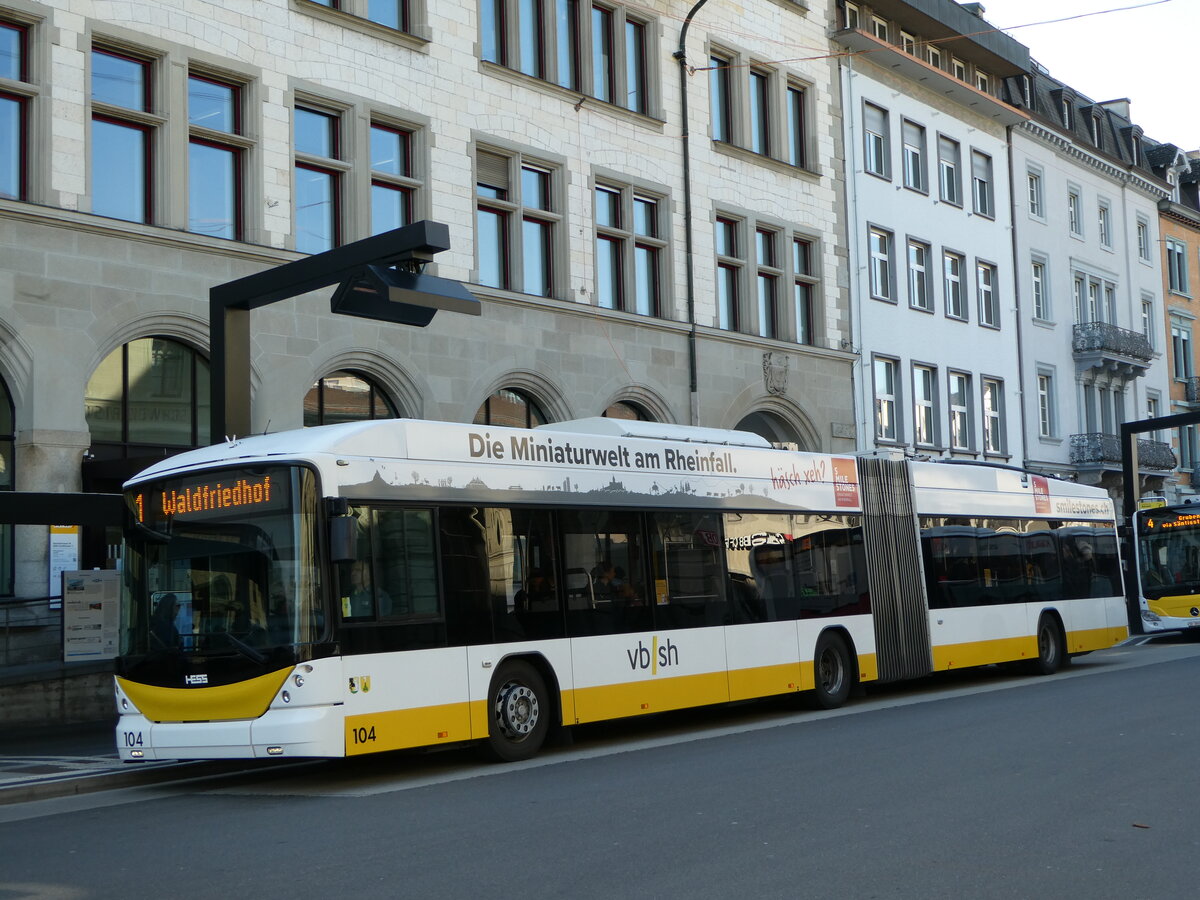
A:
[1060,96,1073,128]
[1090,114,1102,148]
[1021,75,1032,107]
[871,16,888,41]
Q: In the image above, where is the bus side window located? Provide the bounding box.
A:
[375,507,439,618]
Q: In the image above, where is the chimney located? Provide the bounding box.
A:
[1099,98,1131,120]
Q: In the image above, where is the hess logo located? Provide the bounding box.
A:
[625,637,679,674]
[184,674,208,686]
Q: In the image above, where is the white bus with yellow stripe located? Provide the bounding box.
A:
[1132,503,1200,633]
[114,418,1127,762]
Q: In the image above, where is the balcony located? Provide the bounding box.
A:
[1069,433,1176,472]
[1071,323,1155,377]
[1185,376,1200,404]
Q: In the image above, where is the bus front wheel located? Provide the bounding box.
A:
[811,632,853,709]
[485,660,550,762]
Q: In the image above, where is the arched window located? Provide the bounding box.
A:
[83,337,210,572]
[85,338,211,455]
[603,401,652,421]
[736,410,804,450]
[304,371,399,426]
[0,376,13,595]
[473,388,547,428]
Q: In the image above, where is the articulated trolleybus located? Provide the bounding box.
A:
[115,417,1127,762]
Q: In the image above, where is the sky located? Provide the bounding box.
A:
[978,0,1200,149]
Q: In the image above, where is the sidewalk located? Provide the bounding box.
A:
[0,719,197,805]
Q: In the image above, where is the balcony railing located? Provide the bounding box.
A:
[1069,433,1176,471]
[1186,376,1200,403]
[1071,323,1155,362]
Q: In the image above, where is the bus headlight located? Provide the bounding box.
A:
[281,691,291,703]
[293,674,305,687]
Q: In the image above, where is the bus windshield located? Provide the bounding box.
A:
[1135,507,1200,600]
[121,465,324,658]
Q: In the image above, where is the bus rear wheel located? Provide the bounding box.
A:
[485,660,550,762]
[1027,616,1065,676]
[811,632,853,709]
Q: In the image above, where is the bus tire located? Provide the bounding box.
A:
[484,660,550,762]
[811,632,853,709]
[1027,616,1064,676]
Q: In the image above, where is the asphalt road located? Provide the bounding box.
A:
[2,637,1198,900]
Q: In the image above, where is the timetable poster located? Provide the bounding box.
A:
[62,570,120,662]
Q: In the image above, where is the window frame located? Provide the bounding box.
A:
[981,377,1005,456]
[976,260,999,329]
[948,370,973,452]
[970,149,993,218]
[868,225,895,303]
[1166,237,1189,295]
[90,45,160,225]
[912,363,939,448]
[937,134,961,206]
[594,177,668,318]
[863,100,890,179]
[1031,257,1050,322]
[907,238,931,312]
[1036,369,1056,438]
[0,14,36,204]
[901,118,927,193]
[873,355,900,444]
[943,249,966,321]
[1026,167,1044,218]
[474,143,563,297]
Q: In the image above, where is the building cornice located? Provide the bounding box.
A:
[1157,198,1200,231]
[1019,120,1170,199]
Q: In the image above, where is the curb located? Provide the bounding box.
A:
[0,759,252,806]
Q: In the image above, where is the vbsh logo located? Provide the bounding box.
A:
[626,637,680,675]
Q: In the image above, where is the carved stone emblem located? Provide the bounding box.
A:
[763,352,788,395]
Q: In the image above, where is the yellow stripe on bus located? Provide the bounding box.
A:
[1148,595,1200,620]
[345,702,473,755]
[931,626,1128,670]
[117,668,292,722]
[571,671,730,723]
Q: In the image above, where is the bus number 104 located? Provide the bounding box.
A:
[351,726,376,745]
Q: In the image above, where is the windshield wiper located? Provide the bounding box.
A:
[221,631,267,664]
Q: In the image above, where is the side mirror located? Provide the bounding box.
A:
[329,516,357,563]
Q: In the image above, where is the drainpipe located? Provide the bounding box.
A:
[675,0,711,426]
[1006,124,1031,468]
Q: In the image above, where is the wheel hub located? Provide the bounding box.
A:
[497,682,539,739]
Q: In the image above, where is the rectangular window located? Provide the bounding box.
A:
[749,69,771,156]
[864,102,889,178]
[1068,188,1082,235]
[907,240,930,311]
[786,83,807,168]
[0,19,29,201]
[937,135,960,205]
[901,119,926,192]
[1031,259,1049,320]
[476,148,560,296]
[1098,201,1112,248]
[874,357,898,442]
[844,2,860,29]
[488,1,648,112]
[755,228,780,338]
[1137,219,1150,261]
[595,181,664,317]
[949,371,971,450]
[971,150,993,217]
[294,104,344,253]
[977,262,998,328]
[1141,297,1154,349]
[1167,238,1189,293]
[951,58,966,80]
[901,31,916,54]
[943,251,965,319]
[91,48,154,224]
[975,70,990,93]
[1037,371,1055,437]
[1172,320,1193,380]
[715,216,741,331]
[794,238,816,345]
[913,364,938,447]
[868,227,894,302]
[982,378,1004,454]
[871,16,888,41]
[709,53,732,144]
[187,74,244,241]
[926,45,942,69]
[370,123,416,235]
[1027,170,1043,217]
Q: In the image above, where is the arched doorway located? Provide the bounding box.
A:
[473,388,548,428]
[736,410,806,450]
[304,370,400,426]
[82,337,211,568]
[0,376,12,595]
[603,400,653,421]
